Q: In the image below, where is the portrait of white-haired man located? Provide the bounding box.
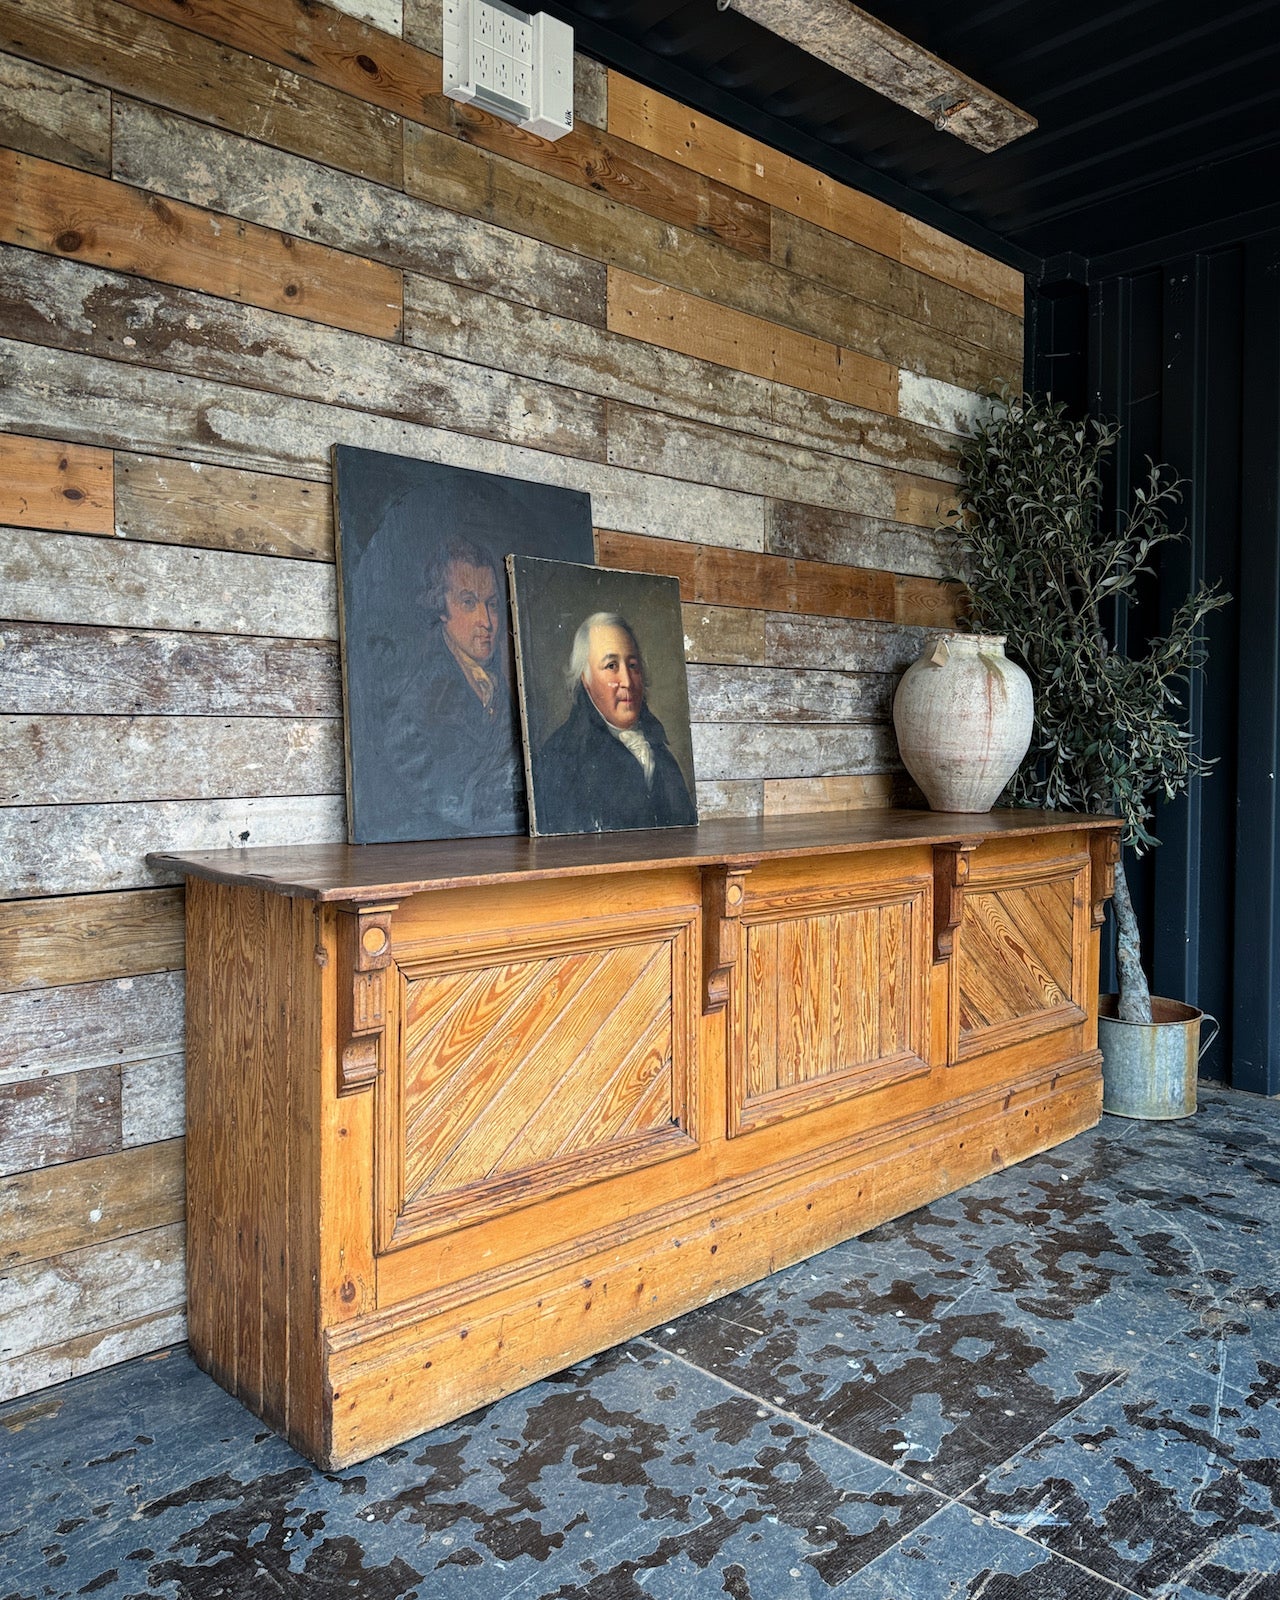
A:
[535,611,697,834]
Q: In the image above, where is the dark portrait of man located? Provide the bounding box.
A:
[413,537,523,837]
[333,447,595,843]
[535,611,697,835]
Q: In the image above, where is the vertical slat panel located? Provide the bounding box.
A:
[879,901,909,1058]
[745,919,778,1099]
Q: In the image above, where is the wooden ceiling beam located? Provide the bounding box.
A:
[718,0,1038,152]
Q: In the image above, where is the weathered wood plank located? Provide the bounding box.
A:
[0,970,184,1085]
[766,499,955,580]
[437,98,773,263]
[0,1065,119,1178]
[117,0,438,120]
[1,0,402,187]
[763,613,928,674]
[0,51,110,174]
[0,343,766,551]
[0,888,184,993]
[688,664,893,724]
[902,215,1025,319]
[401,120,1017,394]
[0,248,604,464]
[0,1301,187,1404]
[122,1054,184,1147]
[573,53,608,131]
[762,773,908,814]
[606,402,905,521]
[0,1138,184,1268]
[691,722,896,781]
[608,72,1025,317]
[771,210,1022,365]
[681,604,766,667]
[332,0,401,34]
[2,795,345,898]
[115,455,332,562]
[0,150,403,342]
[4,715,343,805]
[896,573,966,628]
[0,622,341,717]
[608,74,903,260]
[598,530,899,622]
[0,433,112,534]
[112,99,608,328]
[693,778,762,820]
[898,371,990,438]
[405,273,955,480]
[0,1223,185,1384]
[0,528,337,639]
[606,266,898,416]
[896,474,960,530]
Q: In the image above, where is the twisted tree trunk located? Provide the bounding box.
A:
[1111,854,1153,1022]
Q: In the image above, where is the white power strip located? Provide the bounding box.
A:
[443,1,574,142]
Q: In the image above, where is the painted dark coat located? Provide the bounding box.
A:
[534,684,697,835]
[384,623,524,839]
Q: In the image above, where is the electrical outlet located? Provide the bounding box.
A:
[443,4,573,139]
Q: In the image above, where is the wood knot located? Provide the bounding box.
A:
[356,52,378,74]
[55,230,83,253]
[340,1278,357,1303]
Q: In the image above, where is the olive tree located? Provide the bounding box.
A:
[948,392,1228,1023]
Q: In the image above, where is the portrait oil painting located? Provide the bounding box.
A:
[332,446,594,844]
[507,556,699,837]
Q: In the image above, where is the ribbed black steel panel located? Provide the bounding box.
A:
[1060,239,1260,1091]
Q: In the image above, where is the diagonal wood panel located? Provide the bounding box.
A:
[402,949,598,1158]
[959,878,1073,1036]
[402,938,675,1203]
[485,949,673,1178]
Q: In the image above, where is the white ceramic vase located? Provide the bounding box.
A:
[892,632,1034,813]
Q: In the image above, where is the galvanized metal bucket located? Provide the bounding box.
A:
[1098,995,1220,1120]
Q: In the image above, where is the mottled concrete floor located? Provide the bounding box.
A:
[5,1085,1280,1600]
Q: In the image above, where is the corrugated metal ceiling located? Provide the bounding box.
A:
[542,0,1280,275]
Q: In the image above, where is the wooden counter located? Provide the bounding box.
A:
[153,808,1120,1468]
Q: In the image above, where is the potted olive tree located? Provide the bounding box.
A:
[948,392,1228,1116]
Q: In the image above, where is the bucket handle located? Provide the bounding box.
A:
[1198,1012,1220,1061]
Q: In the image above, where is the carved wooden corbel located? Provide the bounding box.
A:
[702,863,756,1015]
[337,902,398,1096]
[932,839,983,962]
[1089,828,1122,927]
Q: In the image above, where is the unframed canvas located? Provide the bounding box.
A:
[332,446,594,844]
[508,555,698,837]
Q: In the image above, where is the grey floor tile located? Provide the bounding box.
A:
[1,1342,941,1600]
[963,1362,1280,1598]
[851,1502,1135,1598]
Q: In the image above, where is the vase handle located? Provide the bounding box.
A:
[929,638,951,668]
[1198,1012,1220,1060]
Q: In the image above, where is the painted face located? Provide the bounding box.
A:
[440,560,500,666]
[583,623,644,730]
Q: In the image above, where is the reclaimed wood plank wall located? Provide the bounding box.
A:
[0,0,1022,1398]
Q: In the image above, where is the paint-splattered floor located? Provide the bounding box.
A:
[5,1085,1280,1600]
